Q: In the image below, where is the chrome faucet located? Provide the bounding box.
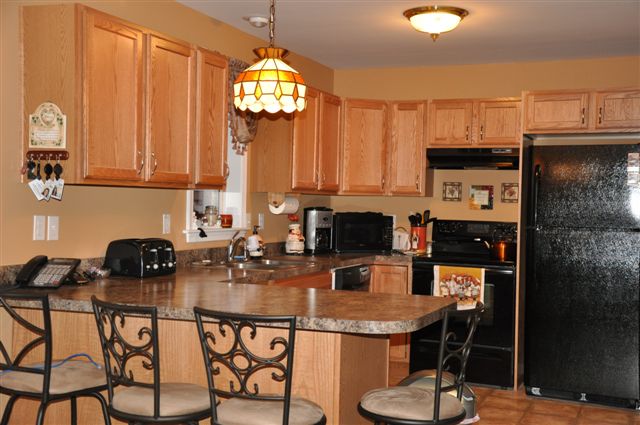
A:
[227,231,248,262]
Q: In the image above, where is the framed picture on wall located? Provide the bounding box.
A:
[442,182,462,201]
[469,185,493,210]
[501,183,519,203]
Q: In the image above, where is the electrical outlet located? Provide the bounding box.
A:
[33,215,45,240]
[258,213,265,229]
[162,213,171,234]
[47,216,59,240]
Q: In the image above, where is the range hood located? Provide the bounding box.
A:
[427,148,520,170]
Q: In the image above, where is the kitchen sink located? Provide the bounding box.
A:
[191,259,316,272]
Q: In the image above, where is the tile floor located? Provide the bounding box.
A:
[389,362,640,425]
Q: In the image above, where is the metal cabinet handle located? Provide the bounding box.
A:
[321,171,326,185]
[581,107,586,124]
[465,126,470,141]
[598,107,603,124]
[151,152,158,176]
[415,174,420,190]
[381,175,385,189]
[136,151,144,175]
[224,161,230,180]
[480,125,484,140]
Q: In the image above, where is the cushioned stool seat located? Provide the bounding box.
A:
[0,360,106,395]
[217,397,325,425]
[359,387,465,422]
[111,383,210,417]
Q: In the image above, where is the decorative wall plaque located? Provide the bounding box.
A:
[469,185,494,210]
[28,102,66,149]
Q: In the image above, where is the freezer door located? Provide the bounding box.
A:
[525,228,640,400]
[531,144,640,229]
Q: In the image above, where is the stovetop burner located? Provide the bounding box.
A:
[412,219,517,269]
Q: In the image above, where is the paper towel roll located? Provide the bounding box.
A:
[268,196,299,215]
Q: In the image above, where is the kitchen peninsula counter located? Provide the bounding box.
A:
[4,254,445,425]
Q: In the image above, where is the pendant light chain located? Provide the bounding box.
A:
[269,0,275,48]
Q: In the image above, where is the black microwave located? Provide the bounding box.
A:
[332,212,393,253]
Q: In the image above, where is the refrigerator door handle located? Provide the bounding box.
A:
[532,164,542,227]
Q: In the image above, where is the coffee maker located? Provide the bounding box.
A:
[303,207,333,254]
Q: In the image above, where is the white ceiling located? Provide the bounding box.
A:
[178,0,640,69]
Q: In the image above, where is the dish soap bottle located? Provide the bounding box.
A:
[247,225,264,258]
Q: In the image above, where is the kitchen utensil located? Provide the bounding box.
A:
[423,210,430,224]
[415,212,422,225]
[408,215,417,227]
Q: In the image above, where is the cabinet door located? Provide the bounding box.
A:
[370,265,410,362]
[477,100,521,146]
[147,35,196,185]
[523,91,589,132]
[388,102,425,195]
[83,10,144,181]
[195,49,228,187]
[291,87,320,191]
[594,89,640,130]
[317,92,341,193]
[341,99,387,194]
[427,100,474,146]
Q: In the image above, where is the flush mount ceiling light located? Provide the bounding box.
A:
[403,6,469,41]
[234,0,306,114]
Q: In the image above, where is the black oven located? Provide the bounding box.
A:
[411,260,515,388]
[409,219,518,389]
[332,212,393,253]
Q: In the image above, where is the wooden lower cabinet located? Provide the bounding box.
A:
[6,309,387,425]
[370,265,410,362]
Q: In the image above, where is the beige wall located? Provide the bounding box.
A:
[333,56,640,100]
[0,0,332,266]
[1,0,638,266]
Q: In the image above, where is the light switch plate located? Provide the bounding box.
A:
[33,215,45,240]
[47,216,59,240]
[258,213,265,229]
[162,213,171,234]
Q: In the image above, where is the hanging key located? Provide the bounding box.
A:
[44,162,53,181]
[53,161,63,180]
[26,159,37,180]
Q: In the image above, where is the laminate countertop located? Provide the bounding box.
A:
[5,253,455,335]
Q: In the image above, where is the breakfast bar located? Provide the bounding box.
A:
[4,269,455,425]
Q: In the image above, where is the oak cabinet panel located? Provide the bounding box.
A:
[370,265,410,362]
[477,100,521,146]
[195,49,229,188]
[388,102,426,195]
[524,91,589,132]
[428,100,473,146]
[146,36,195,185]
[83,10,144,181]
[290,89,341,194]
[274,271,332,289]
[428,98,521,147]
[341,99,388,194]
[595,89,640,130]
[291,87,320,191]
[317,92,341,193]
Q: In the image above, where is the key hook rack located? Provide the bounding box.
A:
[26,150,69,161]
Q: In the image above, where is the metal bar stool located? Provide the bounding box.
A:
[193,307,327,425]
[357,303,484,425]
[91,296,211,424]
[0,293,110,425]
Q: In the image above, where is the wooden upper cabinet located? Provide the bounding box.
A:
[477,100,521,146]
[523,89,640,133]
[523,91,589,132]
[195,48,228,188]
[388,101,426,195]
[428,100,474,146]
[317,92,341,193]
[291,87,320,191]
[341,99,388,194]
[83,9,145,182]
[146,35,196,185]
[428,98,521,147]
[594,89,640,130]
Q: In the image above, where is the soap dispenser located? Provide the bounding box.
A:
[247,225,264,258]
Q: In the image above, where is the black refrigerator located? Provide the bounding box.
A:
[524,143,640,409]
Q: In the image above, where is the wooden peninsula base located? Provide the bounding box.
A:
[6,309,389,425]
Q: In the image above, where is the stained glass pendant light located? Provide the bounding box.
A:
[233,0,306,113]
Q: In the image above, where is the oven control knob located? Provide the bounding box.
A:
[152,263,159,270]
